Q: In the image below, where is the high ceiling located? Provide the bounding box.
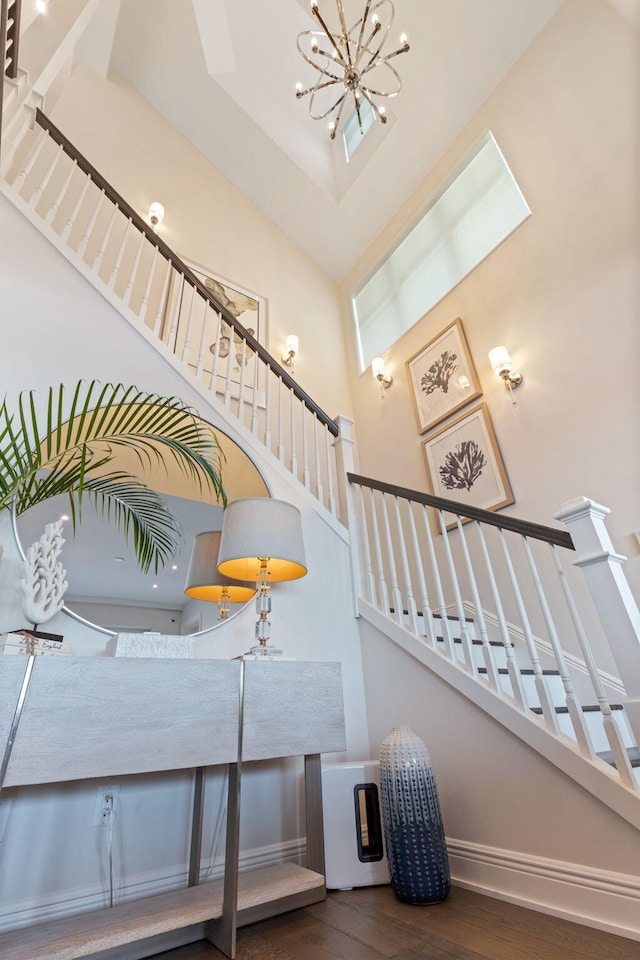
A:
[79,0,570,278]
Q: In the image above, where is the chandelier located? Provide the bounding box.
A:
[296,1,409,141]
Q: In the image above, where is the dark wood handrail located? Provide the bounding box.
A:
[4,0,20,80]
[347,472,574,550]
[34,109,340,437]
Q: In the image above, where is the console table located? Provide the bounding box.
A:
[0,656,346,959]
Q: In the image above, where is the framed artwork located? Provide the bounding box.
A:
[422,403,514,521]
[162,257,268,389]
[407,319,482,434]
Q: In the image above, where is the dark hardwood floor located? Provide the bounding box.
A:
[150,885,639,960]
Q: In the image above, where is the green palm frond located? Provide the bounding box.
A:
[0,381,226,573]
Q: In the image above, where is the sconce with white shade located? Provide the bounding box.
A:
[282,334,299,370]
[184,531,255,621]
[372,357,393,390]
[217,498,307,658]
[489,346,522,404]
[148,202,165,232]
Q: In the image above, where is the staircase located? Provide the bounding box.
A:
[2,101,639,823]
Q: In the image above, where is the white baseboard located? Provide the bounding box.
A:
[447,836,640,942]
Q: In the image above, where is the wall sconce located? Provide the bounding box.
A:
[36,0,48,13]
[148,202,165,232]
[489,346,522,404]
[282,334,298,369]
[372,357,393,391]
[184,531,255,621]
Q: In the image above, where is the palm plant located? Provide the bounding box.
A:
[0,381,226,574]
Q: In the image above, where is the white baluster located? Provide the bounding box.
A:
[78,188,104,259]
[498,531,560,734]
[356,484,376,604]
[454,518,499,689]
[325,427,336,517]
[13,127,48,193]
[250,348,259,436]
[381,493,403,621]
[223,328,234,408]
[167,273,184,353]
[301,410,310,489]
[406,501,436,647]
[368,487,389,614]
[476,524,527,709]
[181,283,197,365]
[277,378,285,463]
[236,338,248,424]
[45,158,76,226]
[522,537,593,753]
[123,229,145,306]
[419,506,455,658]
[151,256,172,335]
[435,512,475,669]
[30,142,63,209]
[195,297,209,380]
[313,415,323,506]
[289,388,298,478]
[108,216,132,290]
[393,496,418,634]
[264,362,272,452]
[93,204,118,275]
[208,311,223,395]
[61,174,90,244]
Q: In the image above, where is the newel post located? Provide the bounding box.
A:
[555,497,640,745]
[333,415,362,614]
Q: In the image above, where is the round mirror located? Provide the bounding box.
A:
[16,425,268,636]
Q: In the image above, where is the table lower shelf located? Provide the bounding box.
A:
[0,863,325,960]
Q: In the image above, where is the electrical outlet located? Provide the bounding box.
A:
[92,785,119,827]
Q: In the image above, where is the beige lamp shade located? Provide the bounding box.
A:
[217,498,307,582]
[184,531,255,602]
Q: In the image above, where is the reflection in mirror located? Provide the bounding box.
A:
[17,427,268,635]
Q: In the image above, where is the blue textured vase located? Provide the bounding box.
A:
[379,725,450,904]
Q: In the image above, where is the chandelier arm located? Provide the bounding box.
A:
[361,59,403,96]
[330,92,350,139]
[298,77,343,99]
[374,42,410,65]
[311,4,348,67]
[355,23,384,70]
[358,86,386,122]
[309,87,350,122]
[336,0,353,66]
[296,34,344,79]
[354,0,374,54]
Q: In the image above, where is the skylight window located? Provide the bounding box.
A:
[352,133,531,371]
[342,100,376,163]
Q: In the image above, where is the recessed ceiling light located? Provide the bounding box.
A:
[171,564,178,571]
[60,514,70,521]
[152,584,158,589]
[113,557,125,563]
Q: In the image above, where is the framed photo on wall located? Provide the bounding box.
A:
[422,402,514,520]
[407,319,482,434]
[161,256,268,388]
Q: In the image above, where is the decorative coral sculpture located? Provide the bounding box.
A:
[19,519,69,626]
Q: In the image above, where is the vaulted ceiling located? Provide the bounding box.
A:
[77,0,627,279]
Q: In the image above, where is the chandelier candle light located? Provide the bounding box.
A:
[296,1,410,140]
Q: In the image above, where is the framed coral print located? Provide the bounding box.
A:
[407,319,482,434]
[422,403,514,517]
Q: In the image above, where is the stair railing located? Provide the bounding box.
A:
[347,473,638,791]
[4,109,340,517]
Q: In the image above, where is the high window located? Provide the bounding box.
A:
[352,133,531,372]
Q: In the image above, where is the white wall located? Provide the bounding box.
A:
[0,195,369,931]
[340,0,639,593]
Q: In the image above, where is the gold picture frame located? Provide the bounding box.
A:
[422,402,514,522]
[407,319,482,434]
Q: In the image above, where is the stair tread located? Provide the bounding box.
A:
[597,747,640,768]
[530,704,623,714]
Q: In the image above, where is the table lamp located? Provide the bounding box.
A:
[217,498,306,657]
[184,531,255,621]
